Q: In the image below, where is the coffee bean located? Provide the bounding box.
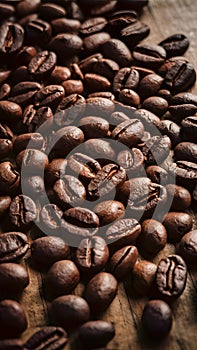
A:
[0,195,11,216]
[22,175,45,199]
[31,236,69,270]
[106,10,137,34]
[48,33,83,59]
[138,73,164,99]
[53,175,86,209]
[50,66,71,84]
[0,339,23,350]
[142,135,171,165]
[22,105,53,133]
[141,96,168,117]
[106,218,141,248]
[52,18,81,35]
[146,165,168,184]
[0,23,24,55]
[174,142,197,163]
[164,61,196,94]
[79,320,115,349]
[45,158,67,186]
[159,55,189,75]
[158,120,181,147]
[15,46,37,67]
[0,68,11,85]
[0,262,29,298]
[15,0,40,18]
[51,126,84,157]
[0,100,22,123]
[159,34,189,58]
[93,200,125,226]
[9,194,37,229]
[61,79,84,96]
[91,58,119,80]
[61,218,99,242]
[14,133,45,154]
[25,19,52,46]
[170,160,197,187]
[0,161,20,195]
[85,272,118,313]
[101,39,132,67]
[157,88,172,103]
[55,94,86,127]
[132,260,157,295]
[177,229,197,264]
[34,85,65,110]
[11,65,33,84]
[108,245,138,280]
[0,3,14,20]
[64,207,100,228]
[117,148,144,175]
[28,51,57,80]
[133,108,160,129]
[163,212,192,243]
[170,94,197,120]
[166,184,191,211]
[112,119,144,147]
[132,44,166,70]
[83,139,115,160]
[75,236,109,276]
[121,22,150,48]
[142,300,172,338]
[86,96,115,115]
[79,53,103,73]
[52,295,90,330]
[40,204,64,233]
[182,116,197,143]
[80,17,107,35]
[113,67,140,93]
[45,260,80,297]
[24,327,68,350]
[156,254,187,300]
[0,299,27,338]
[84,32,111,52]
[9,81,41,108]
[67,153,101,185]
[0,138,13,158]
[16,149,49,174]
[82,0,117,16]
[137,219,167,256]
[78,116,110,140]
[119,89,140,107]
[84,73,111,93]
[0,83,11,100]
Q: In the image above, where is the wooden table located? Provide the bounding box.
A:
[21,1,197,349]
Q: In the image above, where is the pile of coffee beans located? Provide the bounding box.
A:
[0,0,197,348]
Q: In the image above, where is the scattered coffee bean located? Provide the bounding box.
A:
[108,245,138,280]
[79,320,115,349]
[0,232,29,263]
[24,327,68,350]
[163,212,193,243]
[137,219,167,256]
[132,260,157,295]
[0,299,27,338]
[177,229,197,264]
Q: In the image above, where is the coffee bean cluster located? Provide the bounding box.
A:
[0,0,197,348]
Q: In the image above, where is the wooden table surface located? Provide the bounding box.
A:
[21,1,197,349]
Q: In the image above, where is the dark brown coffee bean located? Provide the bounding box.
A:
[9,195,37,229]
[0,3,14,20]
[93,200,125,226]
[133,109,160,129]
[108,245,138,280]
[0,299,27,338]
[34,85,65,110]
[0,68,11,85]
[40,204,63,233]
[91,58,119,80]
[79,53,103,73]
[117,148,144,175]
[159,34,189,58]
[51,126,84,157]
[156,254,187,300]
[106,218,141,248]
[0,138,13,158]
[75,236,109,276]
[166,184,191,211]
[39,2,66,21]
[177,229,197,264]
[0,195,11,216]
[101,38,132,67]
[55,94,86,127]
[79,320,115,349]
[52,295,90,330]
[86,97,114,116]
[112,119,144,147]
[132,260,157,295]
[163,212,192,243]
[113,67,140,93]
[0,161,20,195]
[142,300,172,338]
[158,120,181,147]
[45,260,80,297]
[157,89,172,103]
[137,219,167,256]
[28,51,56,80]
[11,65,33,84]
[0,232,29,263]
[0,339,23,350]
[169,92,197,119]
[16,149,49,174]
[0,23,24,54]
[83,138,115,160]
[132,44,166,70]
[9,81,41,107]
[141,96,168,117]
[53,175,86,209]
[142,135,171,165]
[106,9,137,34]
[85,272,118,313]
[0,262,29,298]
[174,142,197,163]
[14,133,45,154]
[78,116,109,140]
[84,73,111,93]
[182,116,197,143]
[119,89,140,107]
[52,18,81,35]
[80,17,107,35]
[48,33,83,58]
[25,19,52,46]
[164,61,196,94]
[0,83,10,100]
[121,20,150,45]
[22,175,45,199]
[16,47,38,66]
[138,73,164,99]
[25,327,68,350]
[0,100,22,123]
[82,0,117,16]
[146,165,168,184]
[61,79,84,96]
[83,32,111,52]
[15,0,40,18]
[45,158,67,186]
[64,207,100,228]
[170,161,197,187]
[22,105,53,132]
[67,153,101,186]
[50,66,71,84]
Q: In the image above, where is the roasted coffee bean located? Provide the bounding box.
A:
[67,153,101,186]
[45,158,67,186]
[0,231,28,263]
[157,88,172,103]
[141,96,168,117]
[0,161,20,195]
[24,327,68,350]
[0,138,13,158]
[48,33,83,59]
[28,51,56,80]
[53,175,86,209]
[52,18,81,35]
[108,245,138,280]
[25,19,52,46]
[0,339,23,350]
[31,236,69,270]
[51,126,84,157]
[117,148,144,175]
[163,212,192,243]
[22,105,53,133]
[86,97,114,116]
[159,55,189,75]
[182,116,197,143]
[16,0,40,18]
[159,34,189,58]
[177,229,197,264]
[91,58,119,80]
[0,68,11,85]
[0,195,11,216]
[0,3,14,20]
[22,175,45,199]
[142,135,171,165]
[34,85,65,110]
[119,89,140,107]
[93,200,125,226]
[106,218,141,248]
[164,61,196,94]
[79,53,103,73]
[146,165,168,185]
[50,66,71,84]
[39,3,66,21]
[9,195,37,229]
[78,116,110,140]
[16,149,49,173]
[0,262,29,297]
[100,39,132,67]
[61,217,99,242]
[0,23,24,55]
[61,79,84,96]
[80,17,107,35]
[121,21,150,46]
[11,65,33,84]
[40,204,64,233]
[83,139,115,160]
[45,260,80,297]
[137,219,167,256]
[14,133,45,154]
[0,83,11,100]
[88,163,126,201]
[64,207,100,228]
[0,100,22,123]
[132,44,166,70]
[112,119,144,147]
[83,32,111,53]
[158,120,181,147]
[133,109,160,129]
[9,81,41,107]
[106,9,137,34]
[52,295,90,330]
[174,142,197,163]
[156,254,187,300]
[65,0,83,20]
[19,13,39,26]
[84,73,111,93]
[142,300,172,338]
[81,0,117,16]
[138,73,164,99]
[166,184,191,211]
[170,160,197,187]
[110,111,130,127]
[169,92,197,119]
[55,94,86,127]
[0,299,27,338]
[113,67,140,93]
[85,272,118,313]
[79,320,115,349]
[75,236,109,276]
[132,260,157,295]
[15,46,37,66]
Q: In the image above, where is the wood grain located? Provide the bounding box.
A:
[21,1,197,349]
